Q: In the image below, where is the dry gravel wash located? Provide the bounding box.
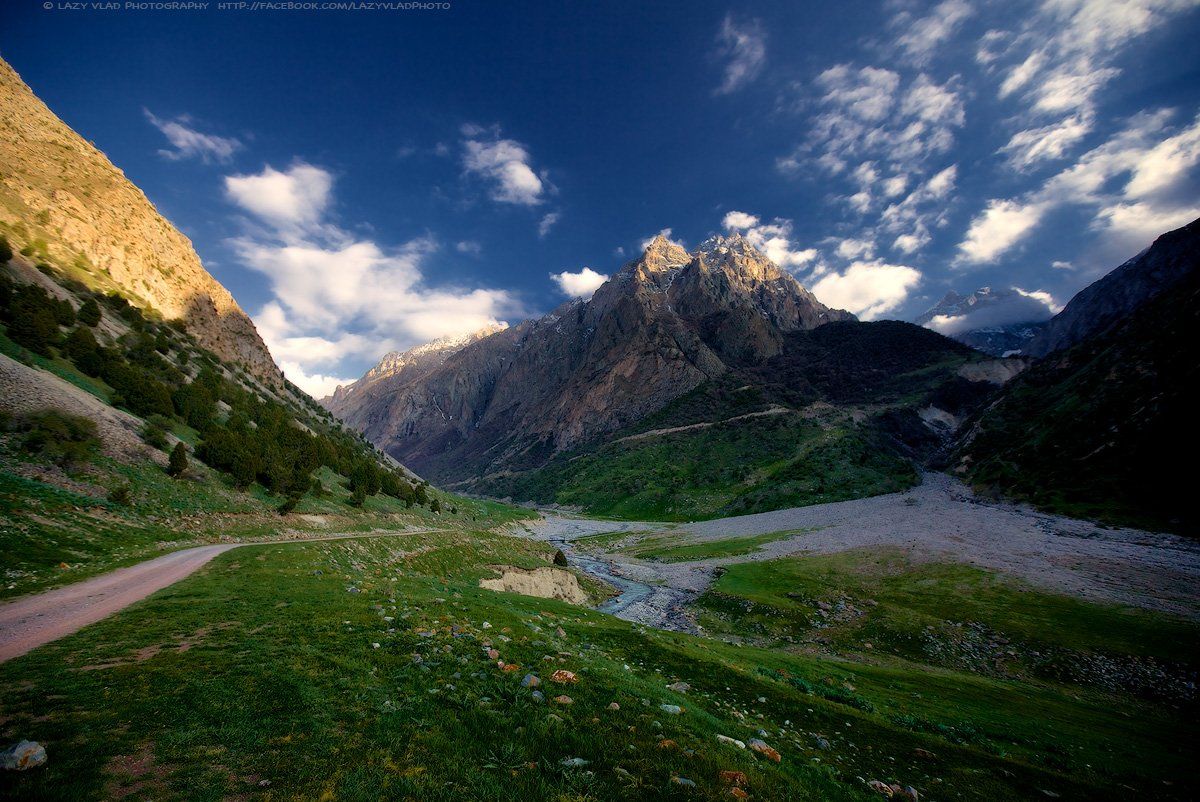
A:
[0,530,445,663]
[524,473,1200,630]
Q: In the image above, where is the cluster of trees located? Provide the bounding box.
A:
[1,260,434,513]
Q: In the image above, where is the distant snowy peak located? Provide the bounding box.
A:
[916,286,1057,356]
[322,322,508,410]
[365,323,509,381]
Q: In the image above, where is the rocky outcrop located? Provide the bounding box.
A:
[331,233,853,484]
[0,57,283,387]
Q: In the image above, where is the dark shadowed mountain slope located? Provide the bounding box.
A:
[1023,217,1200,357]
[953,219,1200,531]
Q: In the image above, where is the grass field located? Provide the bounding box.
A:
[479,414,917,522]
[0,438,527,601]
[0,531,1194,800]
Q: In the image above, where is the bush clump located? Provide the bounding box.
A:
[16,409,100,467]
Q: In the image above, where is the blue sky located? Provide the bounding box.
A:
[2,0,1199,395]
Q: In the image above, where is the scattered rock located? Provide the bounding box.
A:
[719,770,748,787]
[553,695,574,705]
[521,673,540,688]
[671,776,696,787]
[748,739,780,762]
[717,735,746,749]
[667,681,690,692]
[531,690,545,703]
[608,702,621,711]
[551,669,578,684]
[561,757,590,768]
[867,779,894,797]
[660,704,683,715]
[1,741,46,771]
[729,788,750,800]
[912,748,937,760]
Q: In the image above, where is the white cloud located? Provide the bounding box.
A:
[810,260,922,320]
[893,232,930,254]
[1001,114,1093,169]
[225,164,517,397]
[958,109,1200,264]
[279,361,356,399]
[714,15,766,94]
[224,163,333,230]
[721,211,818,268]
[461,128,546,205]
[923,286,1060,335]
[550,267,608,299]
[721,211,760,230]
[893,0,974,65]
[144,110,241,163]
[956,199,1048,264]
[640,228,687,250]
[782,65,964,255]
[455,240,482,255]
[835,238,875,259]
[538,211,561,238]
[987,0,1198,168]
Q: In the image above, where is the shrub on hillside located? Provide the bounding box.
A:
[17,409,100,467]
[167,442,189,477]
[0,235,13,264]
[77,297,101,326]
[141,415,172,451]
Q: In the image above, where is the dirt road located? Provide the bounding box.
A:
[0,529,444,663]
[0,545,236,662]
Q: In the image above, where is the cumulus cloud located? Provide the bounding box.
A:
[461,126,546,205]
[550,267,608,298]
[956,199,1048,264]
[455,240,482,255]
[721,211,818,268]
[810,260,922,320]
[144,110,242,163]
[714,15,766,94]
[225,164,517,396]
[224,163,333,230]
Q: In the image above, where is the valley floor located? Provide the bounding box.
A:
[0,474,1195,801]
[526,472,1200,630]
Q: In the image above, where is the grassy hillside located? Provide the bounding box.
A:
[0,528,1193,800]
[477,322,988,520]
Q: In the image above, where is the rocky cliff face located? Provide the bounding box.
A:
[332,233,854,483]
[0,57,283,387]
